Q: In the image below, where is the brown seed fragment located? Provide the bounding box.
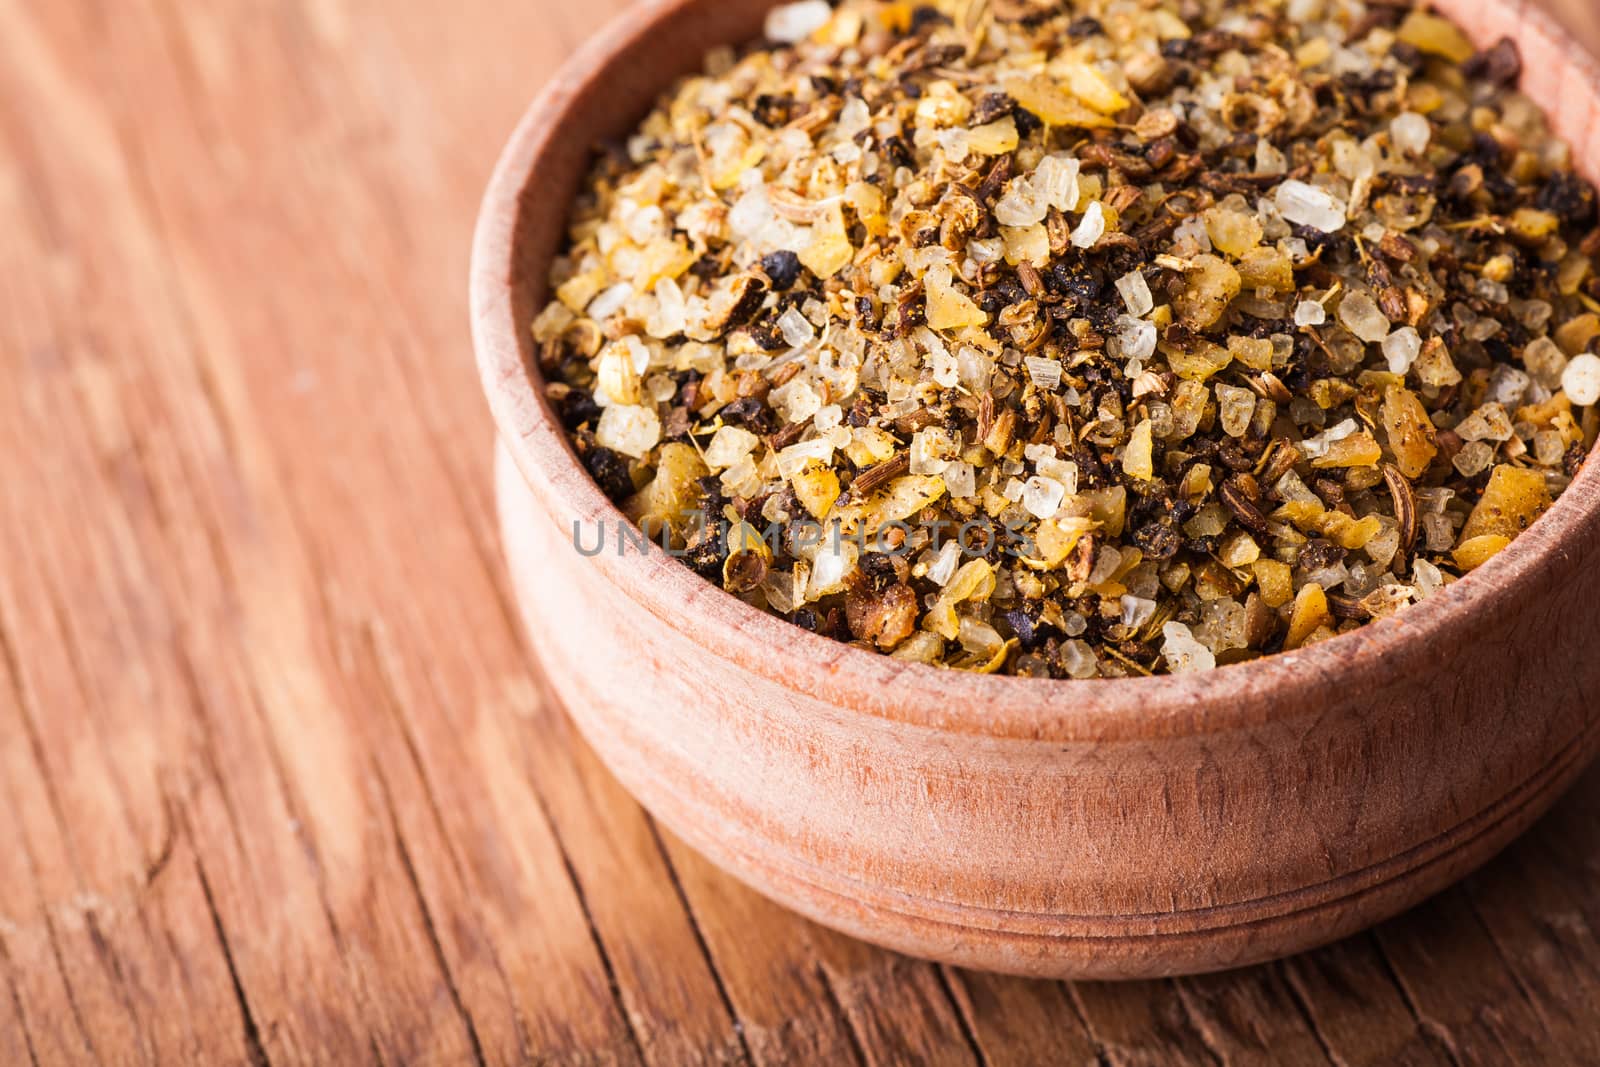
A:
[845,579,919,650]
[1383,463,1418,557]
[851,452,910,498]
[1221,477,1271,536]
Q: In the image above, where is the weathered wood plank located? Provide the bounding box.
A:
[943,969,1101,1066]
[805,927,979,1067]
[1068,980,1220,1067]
[1171,967,1333,1067]
[655,838,865,1065]
[1282,936,1455,1067]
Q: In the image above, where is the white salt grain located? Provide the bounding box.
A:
[1060,640,1100,679]
[928,540,961,586]
[1456,402,1513,442]
[1215,383,1257,438]
[1120,595,1157,630]
[1382,326,1422,375]
[1115,315,1158,361]
[1338,290,1391,343]
[1020,475,1066,519]
[1522,336,1568,388]
[1161,622,1216,673]
[777,307,816,349]
[1275,180,1348,232]
[1116,270,1155,317]
[994,178,1049,227]
[1390,111,1431,155]
[1485,364,1530,406]
[1033,154,1081,212]
[595,404,661,458]
[703,425,759,470]
[942,460,976,498]
[1024,355,1063,390]
[587,283,633,321]
[1294,299,1327,327]
[1071,201,1106,249]
[1562,353,1600,406]
[764,0,831,43]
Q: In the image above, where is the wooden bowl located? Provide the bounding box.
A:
[472,0,1600,978]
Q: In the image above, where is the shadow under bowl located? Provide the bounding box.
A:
[472,0,1600,978]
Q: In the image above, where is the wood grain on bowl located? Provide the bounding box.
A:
[473,0,1600,978]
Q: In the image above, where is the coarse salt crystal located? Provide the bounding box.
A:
[777,307,816,348]
[776,437,834,478]
[1522,336,1568,388]
[1452,440,1495,477]
[836,97,871,138]
[942,460,976,498]
[806,538,857,599]
[1172,215,1212,252]
[1024,355,1063,390]
[1534,429,1568,465]
[1300,418,1359,459]
[1562,353,1600,406]
[1020,475,1066,519]
[1215,383,1257,438]
[1087,545,1123,585]
[1198,599,1249,652]
[1412,558,1445,599]
[1382,326,1422,375]
[1294,299,1327,327]
[728,185,773,237]
[1033,154,1081,212]
[1338,290,1391,343]
[1422,512,1455,551]
[1115,315,1158,362]
[928,540,962,585]
[1120,595,1157,630]
[1274,179,1348,233]
[595,404,660,458]
[1256,139,1288,175]
[936,127,970,163]
[1161,622,1216,673]
[1390,111,1431,155]
[587,283,633,321]
[1060,640,1099,679]
[1071,201,1106,249]
[1116,270,1154,317]
[1036,457,1079,494]
[1456,402,1513,442]
[764,0,831,43]
[957,346,992,393]
[1485,364,1530,406]
[704,425,759,469]
[910,427,954,475]
[994,177,1048,227]
[771,377,822,423]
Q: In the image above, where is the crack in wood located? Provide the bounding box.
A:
[0,931,46,1067]
[1369,933,1465,1067]
[371,762,490,1067]
[932,967,990,1067]
[642,819,756,1066]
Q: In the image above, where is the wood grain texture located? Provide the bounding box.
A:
[2,0,1599,1063]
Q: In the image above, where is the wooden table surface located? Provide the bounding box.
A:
[4,1,1600,1064]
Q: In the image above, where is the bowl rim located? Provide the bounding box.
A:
[472,0,1600,743]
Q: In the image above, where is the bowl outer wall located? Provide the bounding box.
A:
[473,0,1600,976]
